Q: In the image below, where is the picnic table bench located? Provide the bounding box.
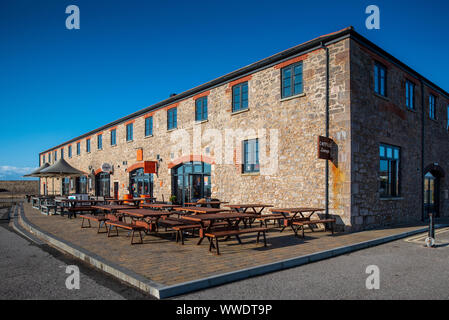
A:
[292,218,336,238]
[105,220,146,245]
[269,208,335,237]
[117,209,172,233]
[40,199,57,215]
[66,206,96,219]
[140,203,182,211]
[254,214,285,228]
[80,214,109,233]
[182,212,264,254]
[205,227,268,255]
[226,204,274,227]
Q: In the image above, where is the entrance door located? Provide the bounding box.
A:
[190,174,204,202]
[424,172,439,217]
[172,162,211,205]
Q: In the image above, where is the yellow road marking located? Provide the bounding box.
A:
[404,227,449,243]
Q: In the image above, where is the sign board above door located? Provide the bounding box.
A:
[101,163,112,173]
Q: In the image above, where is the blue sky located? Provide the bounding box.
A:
[1,0,449,180]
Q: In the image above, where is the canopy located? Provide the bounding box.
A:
[39,158,86,177]
[23,163,50,177]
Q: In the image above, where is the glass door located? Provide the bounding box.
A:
[190,174,203,202]
[172,162,211,205]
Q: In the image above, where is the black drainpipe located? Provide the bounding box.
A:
[322,41,330,219]
[421,78,425,222]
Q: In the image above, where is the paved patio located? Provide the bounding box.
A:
[20,202,443,287]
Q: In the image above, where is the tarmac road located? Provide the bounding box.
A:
[0,221,154,300]
[176,228,449,300]
[2,211,449,300]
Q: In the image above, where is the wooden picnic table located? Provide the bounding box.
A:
[226,204,274,227]
[184,201,229,208]
[140,203,182,210]
[226,204,273,215]
[92,204,139,213]
[117,208,173,233]
[61,199,106,206]
[181,212,256,245]
[173,206,229,215]
[269,208,325,233]
[106,198,149,206]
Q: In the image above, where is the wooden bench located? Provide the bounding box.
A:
[292,218,336,238]
[255,214,285,228]
[173,224,202,245]
[105,221,146,245]
[80,214,109,233]
[205,227,268,255]
[158,217,189,231]
[67,206,95,219]
[41,204,57,215]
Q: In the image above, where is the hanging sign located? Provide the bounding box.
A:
[101,163,112,173]
[144,161,158,174]
[317,136,333,160]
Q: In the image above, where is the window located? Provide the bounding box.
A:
[49,153,51,162]
[60,149,64,159]
[110,129,116,146]
[126,123,133,141]
[429,94,436,120]
[95,172,110,197]
[54,151,57,162]
[97,134,102,150]
[75,176,87,194]
[379,144,400,198]
[374,62,387,96]
[242,139,259,173]
[68,145,72,158]
[76,142,81,155]
[167,107,177,130]
[447,105,449,130]
[43,155,46,163]
[195,97,208,122]
[86,138,91,153]
[232,82,249,112]
[281,62,303,98]
[145,116,153,136]
[405,80,415,110]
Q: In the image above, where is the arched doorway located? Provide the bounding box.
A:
[95,172,110,197]
[172,161,211,205]
[129,168,153,198]
[424,164,445,218]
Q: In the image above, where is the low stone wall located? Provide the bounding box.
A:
[0,180,39,196]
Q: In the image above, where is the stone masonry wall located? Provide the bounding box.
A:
[39,39,352,229]
[350,39,449,231]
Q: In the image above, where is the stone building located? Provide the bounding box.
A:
[38,27,449,231]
